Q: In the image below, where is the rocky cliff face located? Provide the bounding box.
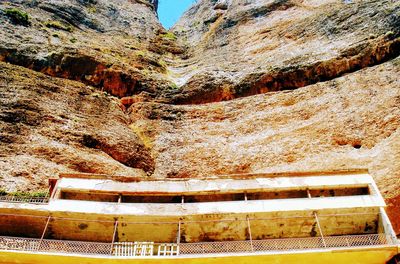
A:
[0,0,179,99]
[170,0,399,104]
[0,0,400,234]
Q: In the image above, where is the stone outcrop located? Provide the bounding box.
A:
[0,0,400,235]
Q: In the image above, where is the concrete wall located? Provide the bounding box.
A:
[55,174,377,196]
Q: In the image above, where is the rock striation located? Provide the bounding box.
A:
[170,0,400,104]
[0,0,400,235]
[0,0,178,99]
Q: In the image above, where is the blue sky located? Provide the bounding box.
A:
[158,0,197,29]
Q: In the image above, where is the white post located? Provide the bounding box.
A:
[177,221,181,244]
[41,216,51,240]
[313,212,326,248]
[176,221,181,256]
[38,216,51,251]
[110,220,118,254]
[246,216,254,251]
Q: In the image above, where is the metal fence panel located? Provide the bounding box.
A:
[0,234,393,257]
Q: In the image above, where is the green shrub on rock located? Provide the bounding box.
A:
[4,8,30,26]
[45,20,73,32]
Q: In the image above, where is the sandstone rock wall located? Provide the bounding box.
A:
[0,0,179,99]
[169,0,400,104]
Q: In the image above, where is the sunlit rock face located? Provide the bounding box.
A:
[1,0,400,234]
[0,0,180,99]
[170,0,400,104]
[0,62,151,191]
[129,57,400,233]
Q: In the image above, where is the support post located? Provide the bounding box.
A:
[41,216,51,240]
[110,220,118,254]
[50,179,60,199]
[39,216,51,251]
[244,192,248,201]
[313,212,326,248]
[177,221,181,244]
[176,220,181,256]
[45,185,52,201]
[307,189,312,199]
[246,216,254,251]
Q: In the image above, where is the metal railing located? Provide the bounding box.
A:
[0,237,111,255]
[0,234,394,257]
[179,234,393,255]
[0,195,49,204]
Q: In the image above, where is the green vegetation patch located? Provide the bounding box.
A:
[4,8,30,26]
[0,190,48,198]
[136,50,145,57]
[45,20,73,32]
[87,6,97,13]
[168,83,179,90]
[157,59,167,69]
[162,32,177,41]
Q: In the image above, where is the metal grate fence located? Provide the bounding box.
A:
[0,234,394,257]
[0,236,111,255]
[179,234,393,255]
[39,239,112,255]
[0,196,49,204]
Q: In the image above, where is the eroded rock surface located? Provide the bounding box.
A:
[0,62,152,191]
[130,57,400,190]
[129,56,400,232]
[170,0,400,104]
[0,0,180,99]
